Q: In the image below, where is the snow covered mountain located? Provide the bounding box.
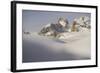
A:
[23,16,91,60]
[71,16,91,32]
[38,16,91,39]
[38,17,70,37]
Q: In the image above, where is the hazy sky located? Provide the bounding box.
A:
[22,10,91,32]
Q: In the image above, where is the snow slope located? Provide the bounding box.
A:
[58,31,91,57]
[23,31,91,62]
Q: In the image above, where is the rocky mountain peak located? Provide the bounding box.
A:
[39,16,91,37]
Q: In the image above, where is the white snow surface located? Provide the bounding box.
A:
[23,31,91,59]
[58,31,91,57]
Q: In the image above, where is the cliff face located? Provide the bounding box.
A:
[71,16,91,32]
[38,17,70,37]
[39,16,91,38]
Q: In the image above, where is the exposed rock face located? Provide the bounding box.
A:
[39,16,91,38]
[71,16,91,32]
[38,17,70,37]
[23,31,30,34]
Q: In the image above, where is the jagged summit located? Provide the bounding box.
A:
[71,16,91,32]
[39,16,91,38]
[38,17,70,37]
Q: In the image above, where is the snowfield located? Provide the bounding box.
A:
[23,31,91,62]
[58,31,91,57]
